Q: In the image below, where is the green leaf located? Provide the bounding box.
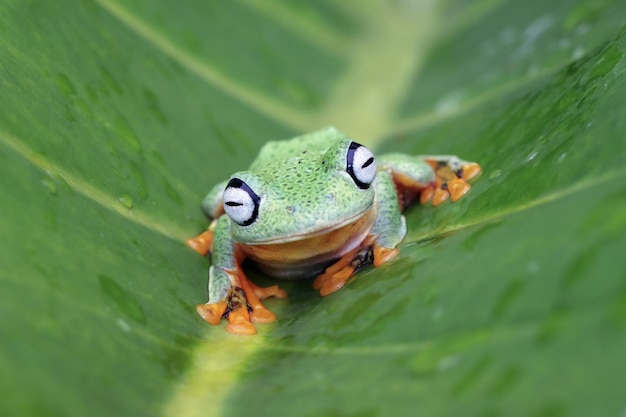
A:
[1,1,625,417]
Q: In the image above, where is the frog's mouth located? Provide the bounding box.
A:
[248,203,376,246]
[241,204,378,276]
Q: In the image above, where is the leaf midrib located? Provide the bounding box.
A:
[0,128,187,241]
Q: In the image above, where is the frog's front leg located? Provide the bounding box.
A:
[194,216,287,335]
[313,170,405,296]
[186,181,229,255]
[378,153,481,207]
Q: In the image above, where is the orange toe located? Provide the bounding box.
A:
[226,321,257,335]
[313,272,330,290]
[419,186,435,205]
[251,308,277,324]
[226,308,257,335]
[461,163,481,181]
[196,301,227,325]
[253,284,288,300]
[187,230,214,255]
[373,247,400,267]
[432,188,449,206]
[320,275,348,297]
[449,178,471,202]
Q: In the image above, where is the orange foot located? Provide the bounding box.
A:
[313,235,400,296]
[423,159,481,206]
[196,270,288,335]
[187,229,214,255]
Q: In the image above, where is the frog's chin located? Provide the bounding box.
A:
[240,204,379,278]
[246,203,375,245]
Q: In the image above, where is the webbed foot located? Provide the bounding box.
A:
[196,270,287,335]
[313,235,399,296]
[422,158,481,206]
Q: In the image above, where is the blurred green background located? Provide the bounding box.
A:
[1,1,625,416]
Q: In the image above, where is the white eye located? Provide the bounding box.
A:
[223,178,260,226]
[346,142,376,189]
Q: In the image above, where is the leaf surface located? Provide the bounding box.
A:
[1,1,625,417]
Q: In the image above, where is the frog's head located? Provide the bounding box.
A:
[222,139,377,244]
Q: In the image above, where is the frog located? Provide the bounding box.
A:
[187,127,481,335]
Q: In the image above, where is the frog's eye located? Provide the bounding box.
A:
[346,142,376,189]
[223,178,260,226]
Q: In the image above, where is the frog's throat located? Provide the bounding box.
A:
[240,204,378,280]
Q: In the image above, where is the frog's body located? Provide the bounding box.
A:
[188,127,481,334]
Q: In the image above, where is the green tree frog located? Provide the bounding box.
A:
[188,127,481,335]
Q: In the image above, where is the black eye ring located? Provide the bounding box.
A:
[346,142,376,189]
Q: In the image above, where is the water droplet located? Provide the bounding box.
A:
[411,349,446,377]
[435,92,463,115]
[118,192,134,208]
[574,24,590,36]
[557,152,567,163]
[431,306,444,320]
[117,318,131,332]
[438,355,461,371]
[523,15,554,42]
[527,260,540,274]
[497,27,516,44]
[558,38,571,49]
[488,169,502,180]
[525,151,538,162]
[114,114,142,153]
[42,177,58,195]
[572,46,585,60]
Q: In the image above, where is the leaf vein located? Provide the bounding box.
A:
[95,0,312,132]
[0,129,188,242]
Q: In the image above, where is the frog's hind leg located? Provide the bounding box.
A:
[237,270,287,324]
[313,235,375,296]
[313,171,405,296]
[379,153,481,208]
[421,156,481,206]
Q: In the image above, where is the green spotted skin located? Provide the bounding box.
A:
[369,170,406,249]
[211,127,376,244]
[206,216,236,303]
